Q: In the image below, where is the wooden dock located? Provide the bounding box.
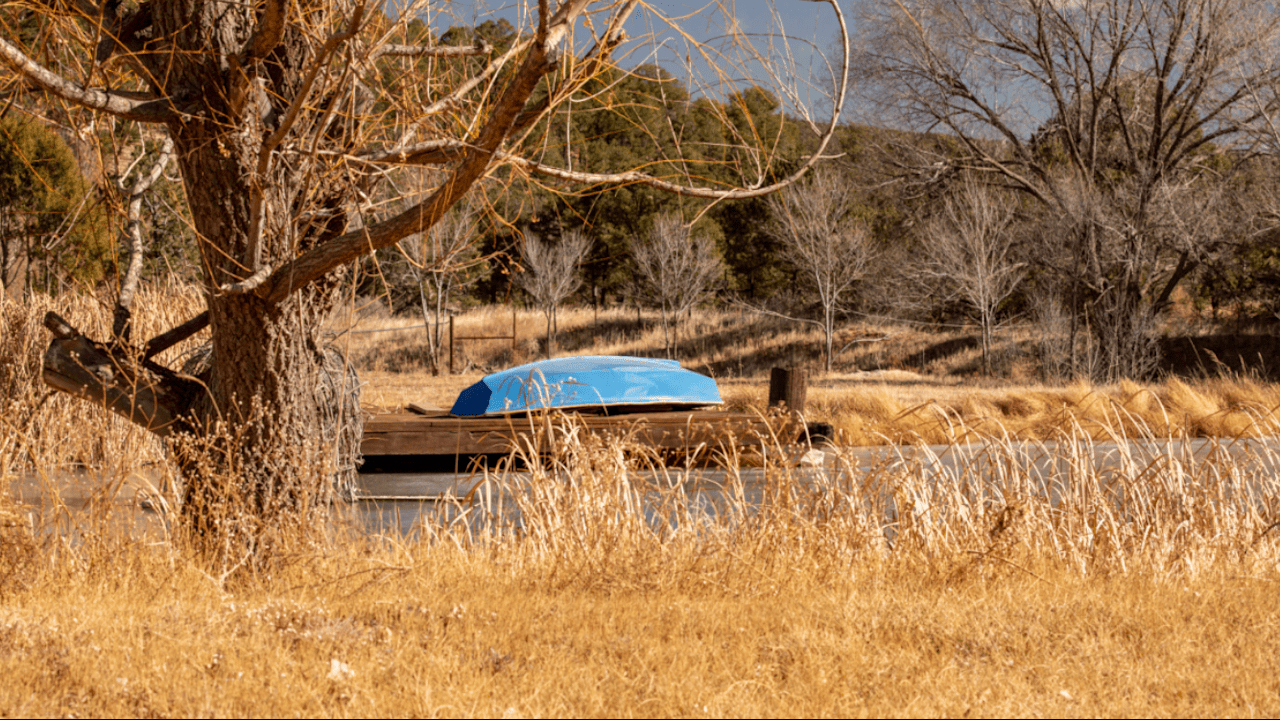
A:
[361,405,777,459]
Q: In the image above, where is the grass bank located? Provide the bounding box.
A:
[4,290,1280,715]
[4,424,1280,716]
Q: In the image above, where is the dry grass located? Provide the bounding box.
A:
[3,419,1280,716]
[4,292,1280,715]
[0,284,206,477]
[719,375,1280,446]
[0,541,1277,716]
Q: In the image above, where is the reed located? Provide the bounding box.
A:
[2,410,1280,715]
[0,284,206,476]
[3,291,1280,714]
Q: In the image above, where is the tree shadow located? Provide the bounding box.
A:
[1158,335,1280,381]
[899,335,981,371]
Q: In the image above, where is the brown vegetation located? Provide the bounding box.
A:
[343,302,1280,446]
[5,291,1280,715]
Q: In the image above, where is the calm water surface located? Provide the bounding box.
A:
[11,437,1280,538]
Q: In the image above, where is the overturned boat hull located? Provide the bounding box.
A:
[450,355,722,417]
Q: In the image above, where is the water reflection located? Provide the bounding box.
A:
[341,468,770,538]
[11,436,1280,540]
[6,466,170,540]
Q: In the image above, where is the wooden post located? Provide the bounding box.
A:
[511,305,517,354]
[768,367,808,414]
[449,315,455,375]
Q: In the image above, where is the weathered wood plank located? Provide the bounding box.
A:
[360,410,775,457]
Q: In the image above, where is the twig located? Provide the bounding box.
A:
[964,549,1059,588]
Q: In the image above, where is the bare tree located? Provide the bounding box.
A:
[860,0,1280,380]
[517,229,591,358]
[386,182,481,375]
[767,168,875,373]
[920,180,1024,375]
[629,213,721,358]
[404,211,480,374]
[1,0,851,553]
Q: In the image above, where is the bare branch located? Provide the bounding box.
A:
[373,42,493,59]
[258,16,561,303]
[517,228,591,356]
[114,135,176,340]
[417,39,529,117]
[630,213,721,357]
[262,1,367,159]
[221,1,369,293]
[353,140,469,166]
[0,36,177,122]
[918,179,1024,374]
[243,0,288,63]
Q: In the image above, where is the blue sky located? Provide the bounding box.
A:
[397,1,846,116]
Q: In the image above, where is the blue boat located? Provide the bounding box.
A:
[450,355,722,417]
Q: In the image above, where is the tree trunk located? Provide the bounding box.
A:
[1090,282,1158,382]
[177,291,341,556]
[823,304,835,374]
[981,315,991,377]
[544,307,554,358]
[160,103,354,558]
[419,282,439,376]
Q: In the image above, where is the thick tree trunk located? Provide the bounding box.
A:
[151,93,356,556]
[41,300,361,559]
[176,292,345,555]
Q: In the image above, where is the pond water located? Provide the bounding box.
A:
[10,436,1280,539]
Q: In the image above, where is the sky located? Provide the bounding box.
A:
[395,1,846,117]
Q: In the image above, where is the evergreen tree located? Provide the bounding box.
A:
[0,113,108,295]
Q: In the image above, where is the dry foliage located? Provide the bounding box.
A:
[336,302,1280,445]
[5,290,1280,714]
[0,284,206,474]
[2,405,1280,715]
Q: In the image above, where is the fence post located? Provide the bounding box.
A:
[449,315,455,375]
[767,367,808,414]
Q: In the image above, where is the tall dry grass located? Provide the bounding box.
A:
[338,302,1280,444]
[1,413,1279,715]
[0,283,206,476]
[716,376,1280,446]
[4,291,1280,714]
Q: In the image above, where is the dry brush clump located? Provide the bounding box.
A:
[367,408,1280,597]
[710,376,1280,447]
[2,422,1280,715]
[1,402,1280,715]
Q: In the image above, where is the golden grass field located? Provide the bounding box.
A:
[3,288,1280,716]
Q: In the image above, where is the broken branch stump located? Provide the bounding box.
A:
[42,312,204,437]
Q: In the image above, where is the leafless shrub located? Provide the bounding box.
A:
[385,189,482,375]
[920,180,1024,375]
[767,168,875,372]
[629,213,722,358]
[516,229,591,358]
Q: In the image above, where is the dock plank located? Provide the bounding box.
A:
[361,410,774,457]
